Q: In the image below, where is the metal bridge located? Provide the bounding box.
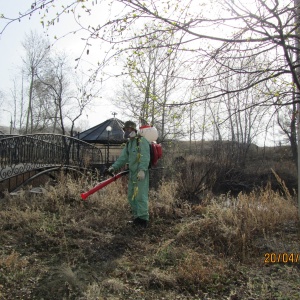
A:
[0,134,106,195]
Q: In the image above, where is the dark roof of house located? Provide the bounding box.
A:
[77,118,126,144]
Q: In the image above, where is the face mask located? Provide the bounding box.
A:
[124,130,136,139]
[129,131,136,138]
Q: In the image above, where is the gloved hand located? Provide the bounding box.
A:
[104,167,115,176]
[137,170,145,181]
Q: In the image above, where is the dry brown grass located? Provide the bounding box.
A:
[176,184,298,260]
[0,170,299,299]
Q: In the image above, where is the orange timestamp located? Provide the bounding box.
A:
[264,252,300,264]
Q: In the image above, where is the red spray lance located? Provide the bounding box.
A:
[80,167,164,200]
[81,170,129,200]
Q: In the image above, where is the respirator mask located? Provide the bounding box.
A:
[124,130,136,139]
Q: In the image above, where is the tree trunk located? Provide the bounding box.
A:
[295,0,300,218]
[26,70,34,134]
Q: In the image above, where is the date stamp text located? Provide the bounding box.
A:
[264,253,299,264]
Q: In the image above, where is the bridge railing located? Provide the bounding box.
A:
[0,134,104,181]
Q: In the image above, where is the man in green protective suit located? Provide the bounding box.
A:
[108,120,150,228]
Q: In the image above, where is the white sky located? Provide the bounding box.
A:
[0,1,284,146]
[0,0,122,131]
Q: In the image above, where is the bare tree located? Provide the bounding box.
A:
[36,51,97,136]
[2,1,300,144]
[2,1,298,92]
[113,29,190,140]
[21,30,50,133]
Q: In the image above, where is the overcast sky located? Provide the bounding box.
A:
[0,1,284,146]
[0,0,121,131]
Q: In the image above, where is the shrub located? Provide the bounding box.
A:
[176,184,297,260]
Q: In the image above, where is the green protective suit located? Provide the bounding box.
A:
[111,136,150,221]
